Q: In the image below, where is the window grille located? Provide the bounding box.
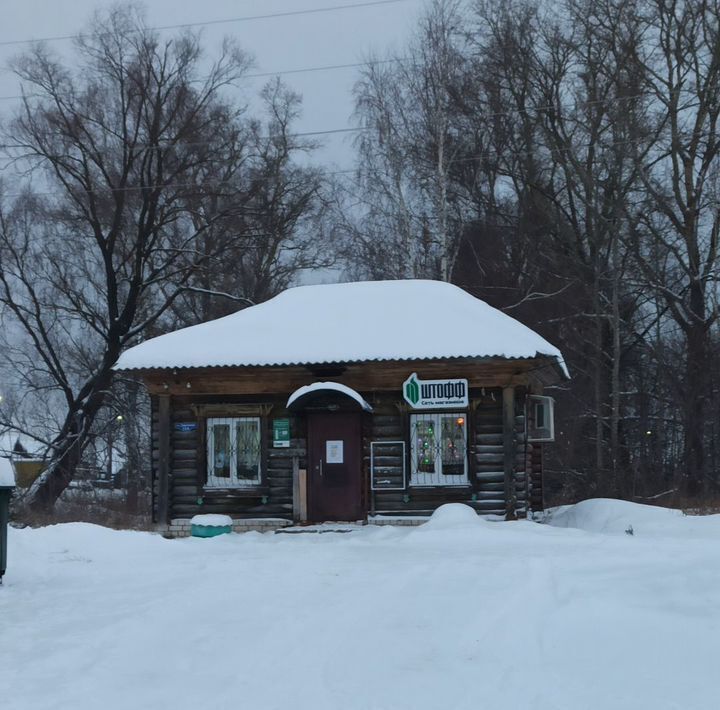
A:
[207,417,262,487]
[410,413,467,486]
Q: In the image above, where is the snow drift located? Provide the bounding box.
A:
[3,499,719,710]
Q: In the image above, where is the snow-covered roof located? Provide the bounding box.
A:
[114,280,568,377]
[287,382,373,412]
[0,431,43,458]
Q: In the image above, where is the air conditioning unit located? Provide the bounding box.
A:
[528,395,555,442]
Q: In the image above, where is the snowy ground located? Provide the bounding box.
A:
[2,500,719,710]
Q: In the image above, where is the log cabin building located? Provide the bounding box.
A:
[114,280,568,533]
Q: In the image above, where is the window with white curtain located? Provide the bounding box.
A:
[206,417,262,487]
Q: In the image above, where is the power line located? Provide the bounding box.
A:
[0,0,415,48]
[1,117,711,181]
[0,123,365,152]
[0,165,358,199]
[2,126,714,200]
[0,58,405,103]
[0,91,660,150]
[245,58,402,80]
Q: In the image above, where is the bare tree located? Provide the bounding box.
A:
[345,0,720,502]
[345,0,472,280]
[626,0,720,496]
[168,78,332,325]
[0,7,263,511]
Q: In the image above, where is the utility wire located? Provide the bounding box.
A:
[0,58,406,102]
[0,90,664,151]
[2,126,714,199]
[0,0,416,48]
[0,123,365,152]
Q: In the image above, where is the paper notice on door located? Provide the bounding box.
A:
[326,440,344,464]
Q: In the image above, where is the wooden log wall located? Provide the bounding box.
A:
[150,395,159,521]
[369,389,533,517]
[528,397,544,511]
[151,387,540,523]
[473,391,512,516]
[151,395,305,523]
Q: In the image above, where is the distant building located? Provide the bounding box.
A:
[0,433,45,489]
[115,280,568,534]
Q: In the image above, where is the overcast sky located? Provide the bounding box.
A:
[0,0,423,167]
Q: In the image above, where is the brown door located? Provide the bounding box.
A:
[307,412,363,522]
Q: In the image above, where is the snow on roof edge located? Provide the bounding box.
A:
[287,382,373,412]
[116,352,569,378]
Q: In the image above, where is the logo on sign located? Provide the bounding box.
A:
[403,373,468,409]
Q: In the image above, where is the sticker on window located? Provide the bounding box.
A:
[326,440,344,464]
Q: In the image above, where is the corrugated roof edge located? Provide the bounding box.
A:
[114,352,570,379]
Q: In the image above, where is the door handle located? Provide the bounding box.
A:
[319,458,323,477]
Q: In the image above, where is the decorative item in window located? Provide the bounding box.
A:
[528,396,555,442]
[410,413,467,486]
[206,417,261,487]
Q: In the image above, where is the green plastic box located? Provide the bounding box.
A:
[190,514,233,538]
[191,523,232,538]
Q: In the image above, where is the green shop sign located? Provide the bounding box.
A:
[403,372,469,409]
[273,418,291,448]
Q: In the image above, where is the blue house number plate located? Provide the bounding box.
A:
[174,422,198,432]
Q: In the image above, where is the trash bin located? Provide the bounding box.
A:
[0,460,16,583]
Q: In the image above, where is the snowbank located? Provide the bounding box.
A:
[3,505,719,710]
[423,502,484,528]
[114,280,568,375]
[547,497,720,538]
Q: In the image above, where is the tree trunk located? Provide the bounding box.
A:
[610,232,621,494]
[26,430,84,512]
[26,373,112,512]
[682,296,708,497]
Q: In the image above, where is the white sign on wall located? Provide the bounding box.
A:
[326,440,344,464]
[403,372,469,409]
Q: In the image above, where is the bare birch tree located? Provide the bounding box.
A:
[346,0,471,280]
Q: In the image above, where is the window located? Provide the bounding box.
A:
[206,417,262,487]
[528,396,555,442]
[410,412,467,486]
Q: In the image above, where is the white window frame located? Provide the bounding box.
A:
[206,416,262,488]
[409,412,468,486]
[528,396,555,442]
